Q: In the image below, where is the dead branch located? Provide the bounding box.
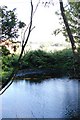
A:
[0,0,37,94]
[21,0,40,47]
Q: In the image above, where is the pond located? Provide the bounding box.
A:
[0,78,80,118]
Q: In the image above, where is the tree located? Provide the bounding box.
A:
[0,6,25,40]
[42,0,77,54]
[0,0,40,94]
[58,1,80,77]
[59,0,77,55]
[54,2,80,49]
[64,2,80,44]
[42,0,80,78]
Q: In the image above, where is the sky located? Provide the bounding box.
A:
[0,0,69,47]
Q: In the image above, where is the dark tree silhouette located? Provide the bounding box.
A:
[59,0,77,55]
[0,6,25,40]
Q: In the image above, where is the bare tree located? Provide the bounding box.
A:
[0,0,40,94]
[18,0,33,62]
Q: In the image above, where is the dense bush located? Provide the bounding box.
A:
[1,46,10,56]
[0,48,19,83]
[21,50,55,69]
[20,49,75,76]
[1,48,80,85]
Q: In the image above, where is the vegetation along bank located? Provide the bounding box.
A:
[1,46,80,90]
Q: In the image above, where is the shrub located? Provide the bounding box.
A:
[1,46,10,56]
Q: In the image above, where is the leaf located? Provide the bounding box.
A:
[54,29,62,36]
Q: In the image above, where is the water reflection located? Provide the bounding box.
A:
[1,78,79,118]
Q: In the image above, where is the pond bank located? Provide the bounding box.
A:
[1,49,80,91]
[15,68,80,80]
[2,68,80,83]
[1,68,79,92]
[15,68,63,79]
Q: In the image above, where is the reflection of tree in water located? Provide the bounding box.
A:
[65,108,79,118]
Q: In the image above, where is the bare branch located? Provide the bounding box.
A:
[33,0,40,15]
[23,0,33,47]
[30,26,35,32]
[22,25,30,47]
[21,0,40,46]
[0,0,38,94]
[18,0,34,62]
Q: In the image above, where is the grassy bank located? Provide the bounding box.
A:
[1,48,80,88]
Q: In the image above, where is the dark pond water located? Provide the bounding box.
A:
[0,78,80,118]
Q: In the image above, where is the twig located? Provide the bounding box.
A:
[0,0,40,94]
[22,0,40,47]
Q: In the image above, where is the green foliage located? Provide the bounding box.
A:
[2,54,18,69]
[1,46,10,56]
[21,50,55,69]
[1,49,80,84]
[1,53,19,83]
[0,6,25,39]
[54,2,80,46]
[20,49,75,77]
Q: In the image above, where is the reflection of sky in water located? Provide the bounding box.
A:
[1,78,79,118]
[0,95,2,120]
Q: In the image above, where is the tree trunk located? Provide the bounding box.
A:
[59,0,77,55]
[59,0,80,78]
